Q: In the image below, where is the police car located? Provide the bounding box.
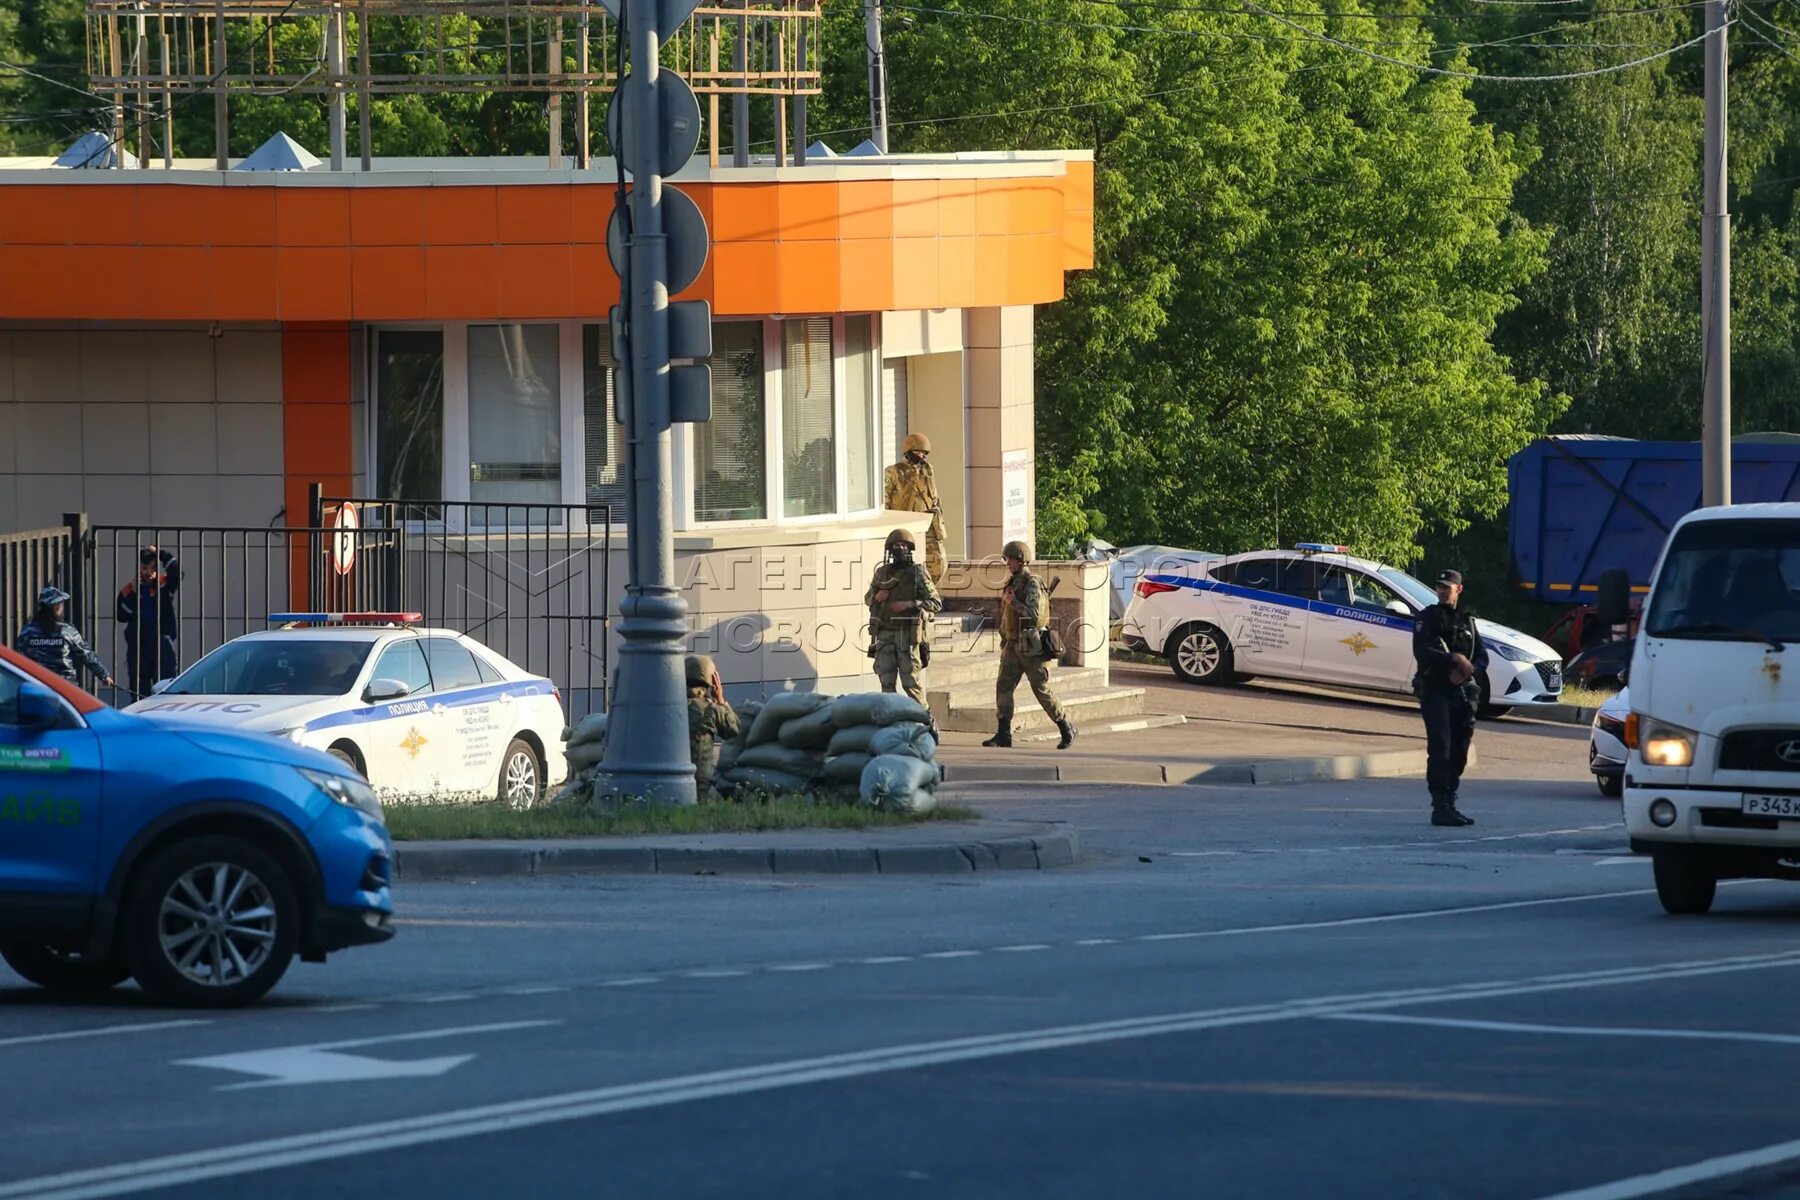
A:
[124,615,567,806]
[1119,545,1564,715]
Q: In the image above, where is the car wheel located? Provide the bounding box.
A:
[1596,773,1624,799]
[0,944,130,993]
[499,738,543,809]
[1476,673,1511,720]
[1652,845,1717,915]
[124,836,299,1008]
[1166,623,1236,686]
[328,744,365,778]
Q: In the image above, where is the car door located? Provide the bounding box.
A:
[1306,565,1416,691]
[361,639,444,795]
[0,660,104,930]
[1220,555,1311,677]
[421,637,502,792]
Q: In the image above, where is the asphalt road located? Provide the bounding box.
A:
[9,696,1800,1199]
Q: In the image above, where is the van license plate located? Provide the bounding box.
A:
[1742,795,1800,818]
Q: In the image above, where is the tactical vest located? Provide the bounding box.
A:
[871,561,926,625]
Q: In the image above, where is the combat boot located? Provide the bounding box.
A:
[1055,718,1076,750]
[1429,791,1461,827]
[1445,792,1475,826]
[982,721,1013,748]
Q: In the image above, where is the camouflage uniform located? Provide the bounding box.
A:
[686,654,741,796]
[866,529,943,705]
[884,433,947,583]
[985,541,1075,749]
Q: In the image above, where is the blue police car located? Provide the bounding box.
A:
[0,644,394,1007]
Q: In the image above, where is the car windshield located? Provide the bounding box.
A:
[1377,567,1437,610]
[163,640,373,696]
[1646,519,1800,645]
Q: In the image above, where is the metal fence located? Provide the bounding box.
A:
[0,519,77,653]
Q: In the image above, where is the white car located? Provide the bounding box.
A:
[1118,544,1564,715]
[1589,686,1629,797]
[124,617,567,805]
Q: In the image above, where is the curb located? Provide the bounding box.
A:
[940,746,1453,788]
[393,824,1082,881]
[1521,704,1598,726]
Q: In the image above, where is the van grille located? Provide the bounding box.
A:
[1719,730,1800,772]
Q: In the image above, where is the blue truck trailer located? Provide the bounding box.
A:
[1508,434,1800,605]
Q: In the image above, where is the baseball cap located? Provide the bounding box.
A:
[1435,569,1463,587]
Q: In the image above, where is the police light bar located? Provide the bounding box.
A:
[1294,543,1351,554]
[268,612,423,625]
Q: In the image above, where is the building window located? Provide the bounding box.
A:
[375,329,444,502]
[782,318,835,518]
[694,321,767,523]
[467,323,561,508]
[582,325,627,525]
[843,315,878,512]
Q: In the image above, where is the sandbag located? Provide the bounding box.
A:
[829,692,930,729]
[715,737,744,776]
[564,740,607,770]
[822,752,873,784]
[745,692,828,746]
[719,766,813,796]
[551,766,596,807]
[825,725,878,757]
[737,741,823,776]
[869,722,937,762]
[736,699,765,729]
[778,704,841,751]
[860,754,940,814]
[563,711,609,748]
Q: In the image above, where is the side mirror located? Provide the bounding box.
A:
[1596,568,1631,627]
[15,684,65,731]
[1386,600,1412,616]
[150,679,172,695]
[363,678,413,704]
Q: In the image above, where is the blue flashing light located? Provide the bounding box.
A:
[268,612,423,625]
[1293,543,1352,554]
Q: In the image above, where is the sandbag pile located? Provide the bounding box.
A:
[713,691,942,814]
[551,711,610,806]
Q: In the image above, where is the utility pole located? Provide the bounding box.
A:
[327,3,346,171]
[1701,0,1732,506]
[599,0,712,805]
[864,0,888,152]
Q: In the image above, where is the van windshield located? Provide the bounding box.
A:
[1645,519,1800,645]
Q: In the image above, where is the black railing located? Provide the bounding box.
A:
[315,491,612,720]
[0,517,79,653]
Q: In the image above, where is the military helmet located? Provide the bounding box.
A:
[36,585,70,608]
[1002,540,1031,562]
[903,432,931,455]
[685,653,717,686]
[886,527,917,549]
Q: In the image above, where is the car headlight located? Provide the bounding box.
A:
[298,767,383,820]
[1487,640,1535,662]
[273,726,308,744]
[1634,717,1697,768]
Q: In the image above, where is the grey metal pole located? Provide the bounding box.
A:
[212,0,228,169]
[733,0,749,166]
[600,0,698,806]
[328,5,346,171]
[865,0,887,152]
[1701,0,1731,507]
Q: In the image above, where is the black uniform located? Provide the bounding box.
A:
[1412,602,1488,815]
[13,619,110,687]
[117,551,181,698]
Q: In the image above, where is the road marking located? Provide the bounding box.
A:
[0,1019,208,1050]
[764,963,829,973]
[1169,825,1618,856]
[174,1021,560,1091]
[1074,938,1119,946]
[856,956,913,965]
[680,969,749,979]
[494,986,569,996]
[1126,887,1663,942]
[312,1004,377,1014]
[12,952,1800,1200]
[1530,1135,1800,1200]
[1594,857,1646,867]
[921,950,982,960]
[1327,1012,1800,1047]
[994,944,1051,953]
[410,994,477,1004]
[599,977,660,988]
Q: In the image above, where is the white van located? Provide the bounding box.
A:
[1624,503,1800,913]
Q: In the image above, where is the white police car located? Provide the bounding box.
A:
[123,614,567,805]
[1119,545,1564,715]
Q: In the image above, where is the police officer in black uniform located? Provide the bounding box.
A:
[13,586,113,692]
[1412,569,1486,827]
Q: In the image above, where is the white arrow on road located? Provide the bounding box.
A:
[176,1020,559,1090]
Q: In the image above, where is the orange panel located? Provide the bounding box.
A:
[974,181,1013,237]
[938,178,977,238]
[424,244,500,318]
[134,186,202,247]
[79,245,133,316]
[496,184,573,245]
[1063,209,1094,272]
[424,186,500,246]
[837,180,893,240]
[837,240,894,312]
[275,189,352,248]
[208,246,280,321]
[891,238,940,310]
[350,188,425,246]
[1008,233,1047,300]
[974,235,1010,308]
[199,187,278,248]
[776,184,838,241]
[351,245,428,320]
[890,180,939,240]
[497,244,574,318]
[282,327,353,405]
[62,187,136,246]
[0,247,79,316]
[671,252,712,308]
[710,241,778,316]
[776,240,840,314]
[569,243,621,314]
[0,187,60,245]
[681,182,713,237]
[938,236,978,309]
[711,183,779,243]
[278,247,353,321]
[284,403,353,475]
[139,247,211,318]
[569,183,615,245]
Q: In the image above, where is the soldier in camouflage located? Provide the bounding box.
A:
[686,653,741,798]
[984,541,1076,750]
[866,527,943,705]
[884,432,947,584]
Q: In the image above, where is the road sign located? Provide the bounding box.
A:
[606,185,710,294]
[329,502,359,577]
[595,0,702,39]
[604,74,701,179]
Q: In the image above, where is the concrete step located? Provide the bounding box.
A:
[926,663,1110,705]
[924,627,1003,659]
[934,684,1150,734]
[1012,712,1190,743]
